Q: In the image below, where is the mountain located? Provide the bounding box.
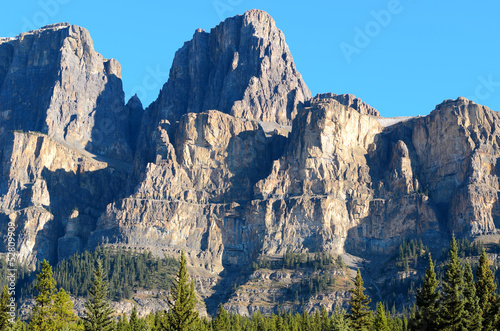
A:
[1,10,499,316]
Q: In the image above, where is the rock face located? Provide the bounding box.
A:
[310,93,380,116]
[0,23,134,160]
[154,9,311,126]
[2,11,500,317]
[0,23,137,265]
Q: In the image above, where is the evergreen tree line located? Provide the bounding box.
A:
[253,250,343,272]
[1,236,500,330]
[0,247,179,303]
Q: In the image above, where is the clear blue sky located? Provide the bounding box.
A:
[1,0,499,118]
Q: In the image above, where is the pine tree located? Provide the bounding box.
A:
[130,305,139,331]
[52,288,81,330]
[30,260,58,330]
[116,314,130,331]
[162,251,199,331]
[413,253,439,331]
[373,302,389,331]
[348,269,372,330]
[29,259,80,330]
[439,235,465,331]
[83,259,115,331]
[0,286,12,330]
[476,249,498,331]
[212,303,230,331]
[463,262,482,330]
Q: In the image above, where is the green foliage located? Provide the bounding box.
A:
[413,254,439,331]
[0,259,31,302]
[53,247,178,301]
[455,237,484,258]
[348,269,372,330]
[396,239,427,271]
[83,259,115,331]
[476,249,498,331]
[212,304,230,331]
[463,262,482,330]
[0,286,13,330]
[163,251,199,331]
[29,260,81,331]
[439,235,466,330]
[373,302,389,331]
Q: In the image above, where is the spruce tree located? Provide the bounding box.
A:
[83,259,115,331]
[413,253,439,331]
[30,260,58,330]
[0,286,12,330]
[212,303,230,331]
[439,235,465,331]
[476,249,497,331]
[162,251,199,331]
[52,288,80,330]
[348,269,372,330]
[463,262,482,330]
[29,259,80,331]
[373,302,389,331]
[130,305,139,330]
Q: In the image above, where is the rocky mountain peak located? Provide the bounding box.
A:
[0,23,137,161]
[149,9,311,128]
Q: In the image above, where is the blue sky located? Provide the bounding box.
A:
[1,0,499,118]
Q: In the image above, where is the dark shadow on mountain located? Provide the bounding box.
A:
[218,129,286,204]
[203,203,264,315]
[0,36,59,134]
[40,164,128,262]
[88,72,134,163]
[203,264,254,316]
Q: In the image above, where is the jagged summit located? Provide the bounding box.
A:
[149,9,311,127]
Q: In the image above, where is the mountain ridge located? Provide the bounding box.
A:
[1,10,499,316]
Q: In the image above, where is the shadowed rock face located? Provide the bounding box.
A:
[0,23,135,160]
[2,10,500,317]
[0,23,138,265]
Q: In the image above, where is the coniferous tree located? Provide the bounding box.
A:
[162,251,199,331]
[83,259,115,331]
[29,259,80,331]
[212,303,230,331]
[476,249,498,331]
[30,260,57,330]
[130,305,139,331]
[463,263,482,330]
[439,235,465,331]
[413,254,439,331]
[116,314,130,331]
[0,286,12,330]
[373,302,389,331]
[52,288,81,330]
[348,269,372,330]
[331,308,350,331]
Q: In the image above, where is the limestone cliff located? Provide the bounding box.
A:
[0,23,136,265]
